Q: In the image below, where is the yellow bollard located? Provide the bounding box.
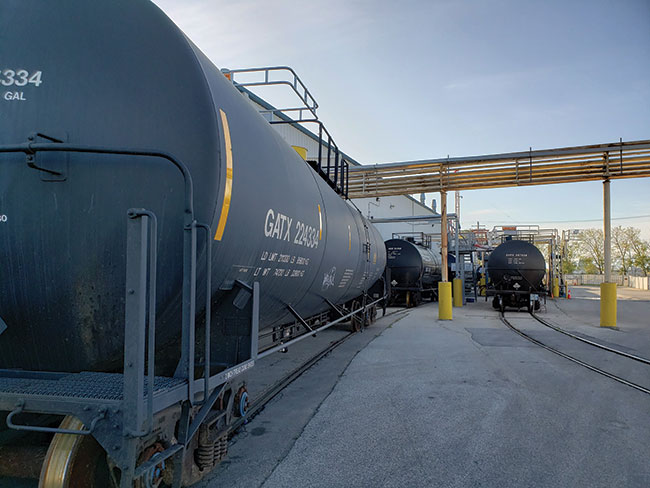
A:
[438,281,452,320]
[292,145,307,160]
[452,278,463,307]
[552,277,560,298]
[600,282,617,327]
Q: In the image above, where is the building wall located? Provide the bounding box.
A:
[565,274,649,290]
[249,98,338,167]
[353,196,440,242]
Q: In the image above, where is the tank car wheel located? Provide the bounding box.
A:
[234,386,249,418]
[368,305,378,325]
[350,300,363,332]
[39,416,111,488]
[133,442,170,488]
[492,296,500,310]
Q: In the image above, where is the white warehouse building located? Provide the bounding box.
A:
[238,87,441,244]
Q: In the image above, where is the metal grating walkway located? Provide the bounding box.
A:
[0,372,186,401]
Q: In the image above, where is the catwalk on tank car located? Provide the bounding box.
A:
[486,239,546,312]
[0,0,386,486]
[384,237,442,307]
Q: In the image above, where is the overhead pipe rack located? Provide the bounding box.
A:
[347,140,650,197]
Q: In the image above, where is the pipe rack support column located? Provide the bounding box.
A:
[453,278,463,307]
[601,178,617,327]
[439,191,452,319]
[453,212,462,307]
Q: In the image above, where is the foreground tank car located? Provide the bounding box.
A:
[487,239,546,311]
[0,0,385,374]
[385,238,442,307]
[0,0,386,485]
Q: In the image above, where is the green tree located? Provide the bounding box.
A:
[576,229,604,274]
[612,226,636,274]
[579,257,600,274]
[631,237,650,276]
[561,241,578,274]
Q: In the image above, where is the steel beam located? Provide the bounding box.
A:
[347,140,650,198]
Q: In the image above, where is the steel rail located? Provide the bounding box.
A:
[530,313,650,365]
[229,330,353,433]
[499,312,650,396]
[257,296,386,359]
[230,305,405,432]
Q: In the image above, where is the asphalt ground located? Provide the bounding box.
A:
[202,286,650,488]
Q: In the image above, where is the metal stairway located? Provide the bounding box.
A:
[462,252,477,303]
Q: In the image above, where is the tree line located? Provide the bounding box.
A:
[563,226,650,276]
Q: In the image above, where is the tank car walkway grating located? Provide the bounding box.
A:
[0,372,186,401]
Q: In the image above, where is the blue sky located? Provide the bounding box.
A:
[153,0,650,237]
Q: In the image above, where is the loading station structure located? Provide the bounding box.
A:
[347,140,650,325]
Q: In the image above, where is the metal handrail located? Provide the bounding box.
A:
[257,295,387,359]
[0,141,194,215]
[124,208,158,437]
[195,223,213,399]
[223,66,350,197]
[0,142,204,420]
[7,401,106,435]
[269,118,349,196]
[223,66,319,121]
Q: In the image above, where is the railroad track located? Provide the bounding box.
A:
[0,306,407,485]
[230,330,355,434]
[230,306,406,433]
[499,310,650,396]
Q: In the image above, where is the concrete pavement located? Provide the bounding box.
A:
[204,291,650,488]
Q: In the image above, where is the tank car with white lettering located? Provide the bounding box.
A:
[0,0,385,485]
[384,238,442,307]
[487,239,546,312]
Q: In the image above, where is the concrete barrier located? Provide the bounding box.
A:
[627,275,650,290]
[565,274,649,290]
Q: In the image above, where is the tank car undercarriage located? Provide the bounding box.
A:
[492,290,542,313]
[1,1,388,483]
[0,199,384,487]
